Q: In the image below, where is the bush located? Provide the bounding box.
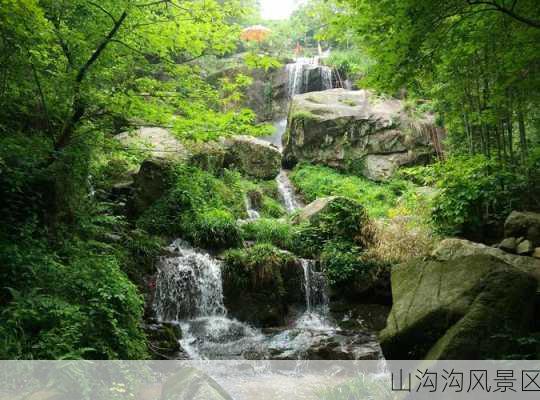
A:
[410,155,529,238]
[240,218,294,250]
[0,234,148,359]
[137,166,245,248]
[292,197,371,258]
[183,208,240,249]
[321,241,379,286]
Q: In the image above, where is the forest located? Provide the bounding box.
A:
[1,0,540,370]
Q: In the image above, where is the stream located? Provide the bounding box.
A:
[151,57,383,361]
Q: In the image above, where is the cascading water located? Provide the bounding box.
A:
[286,57,334,97]
[276,170,302,213]
[150,52,384,361]
[154,240,226,321]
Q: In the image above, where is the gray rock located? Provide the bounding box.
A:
[432,238,540,282]
[283,89,442,180]
[115,127,187,163]
[505,211,540,247]
[222,135,281,180]
[380,254,537,359]
[499,237,517,253]
[534,248,540,259]
[517,240,534,255]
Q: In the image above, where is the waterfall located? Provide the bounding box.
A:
[244,196,260,220]
[300,259,328,313]
[153,240,226,321]
[286,57,334,97]
[276,170,302,213]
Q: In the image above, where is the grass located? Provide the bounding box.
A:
[290,163,414,218]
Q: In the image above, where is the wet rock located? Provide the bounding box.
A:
[499,237,517,253]
[222,135,281,180]
[267,328,382,360]
[505,211,540,247]
[534,248,540,259]
[144,322,184,360]
[380,254,537,359]
[161,367,233,400]
[129,158,175,216]
[517,240,534,255]
[283,89,442,180]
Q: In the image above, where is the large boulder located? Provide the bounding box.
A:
[432,238,540,282]
[505,211,540,247]
[283,89,442,180]
[115,127,187,163]
[221,135,281,180]
[221,244,305,327]
[380,254,537,359]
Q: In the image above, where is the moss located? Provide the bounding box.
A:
[291,110,318,122]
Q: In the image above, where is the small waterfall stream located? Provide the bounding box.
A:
[286,57,334,97]
[150,57,383,360]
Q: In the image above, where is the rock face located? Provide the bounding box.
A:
[221,135,281,180]
[222,246,305,327]
[505,211,540,247]
[283,89,441,180]
[380,254,537,359]
[433,238,540,281]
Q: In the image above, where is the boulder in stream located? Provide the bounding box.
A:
[505,211,540,248]
[221,244,305,327]
[283,89,442,180]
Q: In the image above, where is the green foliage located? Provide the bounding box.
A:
[410,155,529,237]
[240,218,294,250]
[138,166,244,248]
[324,49,373,78]
[290,163,414,218]
[222,243,295,292]
[183,208,241,249]
[0,233,147,360]
[320,241,363,285]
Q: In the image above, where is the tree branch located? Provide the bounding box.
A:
[55,10,129,151]
[466,0,540,28]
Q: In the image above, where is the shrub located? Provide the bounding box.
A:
[183,208,240,249]
[0,235,147,359]
[137,166,245,246]
[410,155,529,238]
[320,240,382,287]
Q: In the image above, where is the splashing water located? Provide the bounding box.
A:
[154,240,226,321]
[286,57,334,97]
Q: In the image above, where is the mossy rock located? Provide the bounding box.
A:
[222,244,304,327]
[161,367,233,400]
[380,254,538,359]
